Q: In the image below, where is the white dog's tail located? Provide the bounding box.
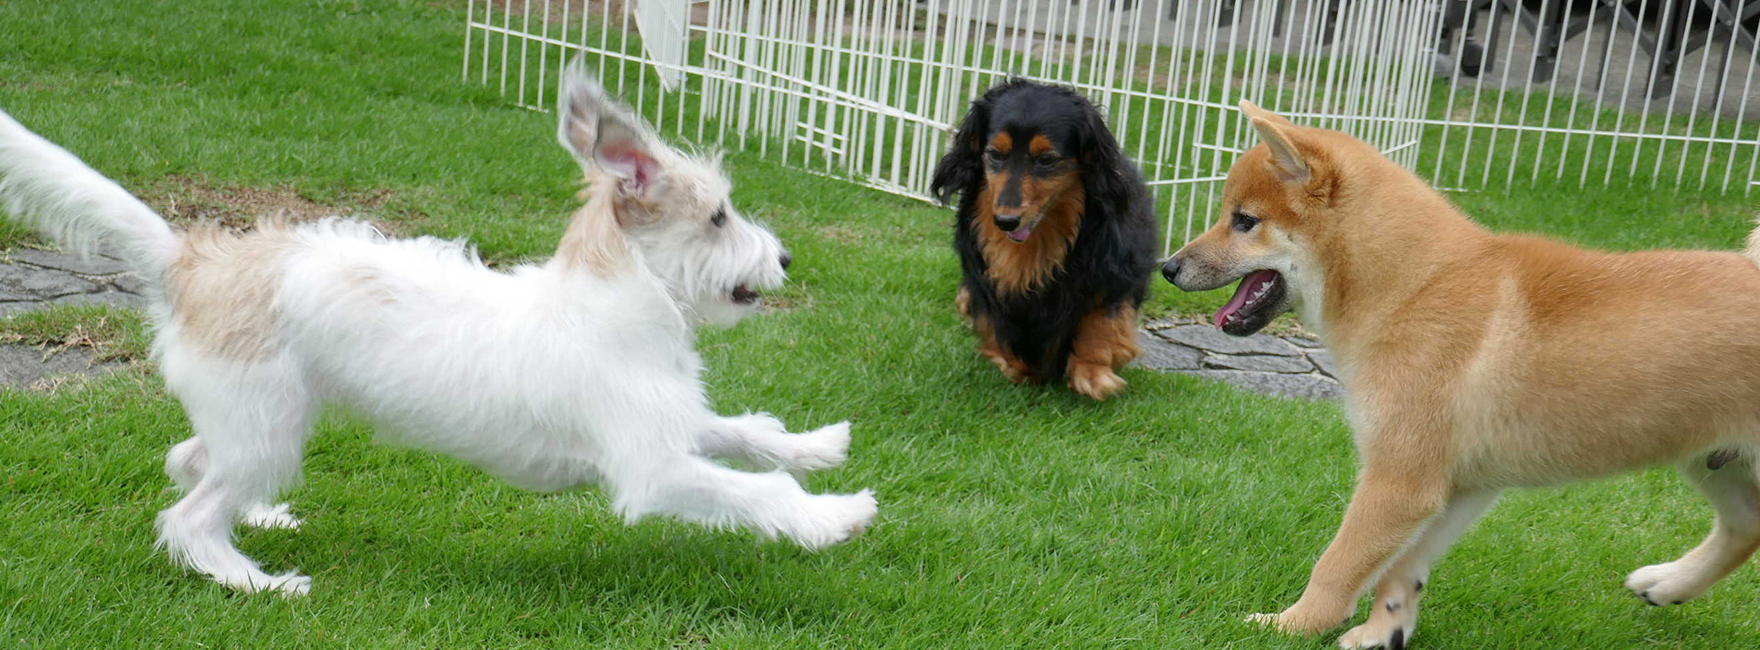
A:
[0,109,180,279]
[1746,215,1760,267]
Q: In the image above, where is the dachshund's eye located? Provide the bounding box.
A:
[1035,154,1059,168]
[711,209,727,228]
[1231,212,1259,232]
[983,148,1004,165]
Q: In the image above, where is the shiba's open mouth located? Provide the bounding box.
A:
[731,284,760,305]
[1214,269,1283,336]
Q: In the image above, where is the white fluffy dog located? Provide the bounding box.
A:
[0,64,877,595]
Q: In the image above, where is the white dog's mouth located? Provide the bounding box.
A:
[731,284,760,305]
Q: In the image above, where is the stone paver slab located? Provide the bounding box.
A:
[0,344,121,389]
[1203,353,1314,373]
[1187,370,1342,400]
[0,263,102,299]
[1156,324,1301,356]
[4,249,130,275]
[1131,337,1204,371]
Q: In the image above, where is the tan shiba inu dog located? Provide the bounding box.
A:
[1162,100,1760,649]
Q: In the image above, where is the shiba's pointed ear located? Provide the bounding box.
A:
[1239,99,1310,185]
[557,60,661,198]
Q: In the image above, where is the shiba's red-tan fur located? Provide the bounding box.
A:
[1169,100,1760,648]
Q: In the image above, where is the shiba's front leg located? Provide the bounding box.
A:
[1336,490,1500,649]
[1066,304,1140,400]
[1250,467,1447,637]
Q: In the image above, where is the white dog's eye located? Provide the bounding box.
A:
[711,209,727,228]
[1231,212,1259,232]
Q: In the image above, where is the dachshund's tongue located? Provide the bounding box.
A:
[1007,223,1033,242]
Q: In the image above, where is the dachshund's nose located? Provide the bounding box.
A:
[1160,257,1183,284]
[779,251,792,270]
[993,214,1022,232]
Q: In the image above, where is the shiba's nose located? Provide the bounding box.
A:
[1160,257,1183,284]
[779,251,792,270]
[993,214,1022,232]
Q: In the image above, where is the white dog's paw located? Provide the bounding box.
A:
[240,502,303,530]
[792,489,877,550]
[271,573,313,597]
[225,571,312,597]
[731,412,788,434]
[1626,561,1713,606]
[789,422,852,471]
[1337,620,1412,650]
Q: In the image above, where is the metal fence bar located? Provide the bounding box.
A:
[466,0,1760,252]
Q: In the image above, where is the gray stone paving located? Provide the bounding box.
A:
[0,247,146,316]
[0,247,144,388]
[1133,319,1342,400]
[0,246,1349,399]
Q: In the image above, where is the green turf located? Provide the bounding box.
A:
[2,1,1758,648]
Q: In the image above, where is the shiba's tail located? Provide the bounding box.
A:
[0,109,180,280]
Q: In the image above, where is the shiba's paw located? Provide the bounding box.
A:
[789,421,852,471]
[240,502,302,530]
[1337,619,1412,650]
[1245,601,1350,636]
[1626,560,1715,606]
[793,490,878,550]
[1068,363,1126,400]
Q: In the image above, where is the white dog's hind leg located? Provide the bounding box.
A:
[165,437,300,530]
[612,455,875,550]
[155,352,316,595]
[696,414,852,473]
[1626,454,1760,606]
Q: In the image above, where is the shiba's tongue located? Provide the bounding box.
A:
[1007,222,1033,242]
[1213,270,1280,328]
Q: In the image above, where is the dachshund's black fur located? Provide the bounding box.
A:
[930,79,1156,385]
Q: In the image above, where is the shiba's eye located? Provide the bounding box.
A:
[1231,212,1259,232]
[711,209,727,228]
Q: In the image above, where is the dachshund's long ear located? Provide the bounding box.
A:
[930,95,991,206]
[1080,101,1134,213]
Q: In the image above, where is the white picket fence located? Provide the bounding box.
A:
[463,0,1759,251]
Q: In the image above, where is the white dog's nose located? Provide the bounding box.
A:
[779,251,792,271]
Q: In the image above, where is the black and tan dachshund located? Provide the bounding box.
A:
[930,79,1156,400]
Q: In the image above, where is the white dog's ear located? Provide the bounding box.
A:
[1238,99,1310,185]
[557,62,661,199]
[591,113,661,197]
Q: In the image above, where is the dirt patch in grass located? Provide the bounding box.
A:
[139,175,413,234]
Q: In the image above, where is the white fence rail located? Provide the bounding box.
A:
[463,0,1759,252]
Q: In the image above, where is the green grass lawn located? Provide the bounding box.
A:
[3,1,1759,648]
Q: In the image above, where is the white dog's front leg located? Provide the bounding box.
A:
[696,413,852,473]
[611,455,875,550]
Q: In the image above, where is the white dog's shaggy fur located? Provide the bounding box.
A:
[0,64,877,595]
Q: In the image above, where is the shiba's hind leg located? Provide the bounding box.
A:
[166,437,301,530]
[155,350,317,595]
[1626,452,1760,606]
